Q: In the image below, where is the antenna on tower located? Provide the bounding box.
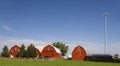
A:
[103,12,109,54]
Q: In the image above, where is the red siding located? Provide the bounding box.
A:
[36,48,40,55]
[41,45,61,59]
[72,45,86,60]
[9,45,20,57]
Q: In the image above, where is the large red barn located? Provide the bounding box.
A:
[9,45,20,58]
[41,45,61,59]
[72,45,86,60]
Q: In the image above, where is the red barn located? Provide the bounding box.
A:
[9,45,20,58]
[72,45,86,60]
[41,45,62,59]
[35,48,41,58]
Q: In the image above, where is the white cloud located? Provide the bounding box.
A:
[0,38,48,52]
[3,26,13,31]
[108,43,120,55]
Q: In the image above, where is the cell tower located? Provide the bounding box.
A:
[103,12,108,54]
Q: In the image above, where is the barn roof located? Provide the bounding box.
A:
[52,45,61,54]
[36,45,61,54]
[11,45,20,48]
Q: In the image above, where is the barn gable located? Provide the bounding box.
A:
[72,45,86,60]
[9,45,20,58]
[41,45,62,59]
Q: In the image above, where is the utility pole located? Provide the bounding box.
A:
[104,13,108,54]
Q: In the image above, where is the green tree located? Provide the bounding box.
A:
[52,42,69,56]
[18,44,26,57]
[23,49,28,57]
[27,44,37,57]
[1,45,9,57]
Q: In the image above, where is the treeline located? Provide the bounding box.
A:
[1,44,37,58]
[18,44,37,58]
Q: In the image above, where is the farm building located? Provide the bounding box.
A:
[41,45,62,59]
[72,45,86,60]
[9,45,20,58]
[85,54,113,62]
[35,48,41,58]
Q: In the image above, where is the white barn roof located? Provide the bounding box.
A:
[36,45,61,54]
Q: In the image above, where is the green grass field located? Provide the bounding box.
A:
[0,59,119,66]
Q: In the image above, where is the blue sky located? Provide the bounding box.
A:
[0,0,120,55]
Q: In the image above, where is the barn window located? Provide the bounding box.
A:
[15,47,17,51]
[48,47,50,51]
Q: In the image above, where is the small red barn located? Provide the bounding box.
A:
[72,45,86,60]
[9,45,20,58]
[41,45,61,59]
[35,48,41,58]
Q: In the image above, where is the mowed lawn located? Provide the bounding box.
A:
[0,59,119,66]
